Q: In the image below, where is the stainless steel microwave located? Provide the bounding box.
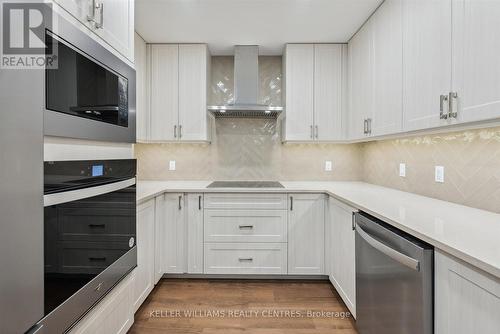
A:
[44,13,136,143]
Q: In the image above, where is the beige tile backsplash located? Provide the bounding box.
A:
[361,127,500,213]
[136,125,500,213]
[136,118,362,181]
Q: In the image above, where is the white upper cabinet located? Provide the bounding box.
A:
[314,44,345,141]
[94,0,134,62]
[283,44,315,141]
[178,45,210,141]
[402,0,453,131]
[452,0,500,124]
[53,0,134,62]
[148,44,211,142]
[371,0,403,136]
[348,20,373,140]
[150,44,179,141]
[287,194,325,275]
[284,44,346,142]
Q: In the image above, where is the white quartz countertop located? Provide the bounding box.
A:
[137,180,500,278]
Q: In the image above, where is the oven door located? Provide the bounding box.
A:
[40,178,136,333]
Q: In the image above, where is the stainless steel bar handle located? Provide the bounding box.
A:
[179,125,182,138]
[96,2,103,29]
[238,258,253,262]
[290,196,293,211]
[178,195,182,210]
[440,94,449,119]
[310,125,313,139]
[315,125,319,139]
[366,118,372,135]
[174,125,177,138]
[238,225,254,229]
[351,212,356,231]
[356,224,420,271]
[198,195,202,210]
[448,92,458,118]
[87,0,96,22]
[363,119,368,134]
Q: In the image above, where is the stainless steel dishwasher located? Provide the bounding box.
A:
[355,212,434,334]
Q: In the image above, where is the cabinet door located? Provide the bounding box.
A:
[154,195,165,283]
[452,0,500,123]
[53,0,90,27]
[371,0,403,136]
[163,193,186,273]
[402,0,452,131]
[134,199,155,312]
[135,33,149,142]
[348,21,373,140]
[95,0,134,61]
[435,250,500,334]
[150,44,179,141]
[284,44,314,141]
[178,45,209,141]
[330,198,356,318]
[314,44,344,141]
[287,194,325,275]
[186,194,203,274]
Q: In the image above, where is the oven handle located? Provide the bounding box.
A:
[356,224,420,271]
[44,177,136,207]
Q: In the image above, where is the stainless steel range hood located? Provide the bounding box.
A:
[208,45,283,118]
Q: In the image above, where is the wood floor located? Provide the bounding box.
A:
[130,279,358,334]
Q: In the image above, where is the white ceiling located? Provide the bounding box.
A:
[135,0,383,55]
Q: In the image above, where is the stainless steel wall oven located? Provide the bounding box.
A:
[38,159,137,333]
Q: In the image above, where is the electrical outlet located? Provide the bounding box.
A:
[325,160,333,172]
[399,163,406,177]
[169,160,176,171]
[435,166,444,183]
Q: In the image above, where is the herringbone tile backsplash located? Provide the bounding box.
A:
[361,126,500,213]
[135,118,362,182]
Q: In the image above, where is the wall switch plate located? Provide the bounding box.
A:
[169,160,176,171]
[399,163,406,177]
[325,160,333,172]
[435,166,444,183]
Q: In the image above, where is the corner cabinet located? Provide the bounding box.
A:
[287,194,325,275]
[327,197,357,318]
[435,250,500,334]
[283,44,346,142]
[148,44,212,142]
[348,0,402,140]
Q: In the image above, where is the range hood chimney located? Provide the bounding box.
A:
[208,45,283,118]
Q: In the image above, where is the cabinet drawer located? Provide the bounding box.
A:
[204,193,287,210]
[204,243,287,275]
[204,210,287,243]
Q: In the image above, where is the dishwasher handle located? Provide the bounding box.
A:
[356,224,420,271]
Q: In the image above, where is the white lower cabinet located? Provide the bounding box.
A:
[133,199,155,312]
[328,197,357,318]
[186,194,204,274]
[204,243,287,275]
[435,250,500,334]
[287,194,325,275]
[154,195,165,283]
[69,272,135,334]
[162,193,204,274]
